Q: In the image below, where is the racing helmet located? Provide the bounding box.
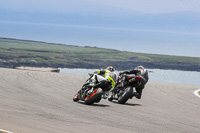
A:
[137,65,144,70]
[106,66,115,72]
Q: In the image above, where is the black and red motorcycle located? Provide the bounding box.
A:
[73,74,111,105]
[108,74,142,104]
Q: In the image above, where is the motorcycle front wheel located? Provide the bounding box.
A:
[73,91,80,102]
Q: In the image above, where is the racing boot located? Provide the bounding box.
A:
[87,81,103,96]
[87,87,94,96]
[130,92,140,99]
[102,93,108,99]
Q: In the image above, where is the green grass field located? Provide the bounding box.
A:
[1,38,200,71]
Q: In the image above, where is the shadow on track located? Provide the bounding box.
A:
[77,101,110,107]
[109,100,141,106]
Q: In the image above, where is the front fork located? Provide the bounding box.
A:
[111,86,124,99]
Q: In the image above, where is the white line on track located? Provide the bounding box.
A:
[0,129,13,133]
[194,89,200,97]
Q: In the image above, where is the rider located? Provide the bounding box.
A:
[88,66,117,97]
[119,65,149,99]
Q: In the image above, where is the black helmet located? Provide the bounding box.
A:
[106,66,115,72]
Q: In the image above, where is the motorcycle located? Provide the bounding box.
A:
[73,73,112,105]
[108,74,142,104]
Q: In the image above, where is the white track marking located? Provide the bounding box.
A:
[0,129,13,133]
[194,89,200,97]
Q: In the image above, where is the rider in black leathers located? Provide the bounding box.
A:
[119,65,149,99]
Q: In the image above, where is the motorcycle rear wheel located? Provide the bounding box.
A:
[118,86,133,104]
[85,89,104,105]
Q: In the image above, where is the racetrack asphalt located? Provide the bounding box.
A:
[0,68,200,133]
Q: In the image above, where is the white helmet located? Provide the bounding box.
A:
[137,65,144,70]
[106,66,115,72]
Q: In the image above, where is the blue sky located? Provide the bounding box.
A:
[2,0,200,13]
[1,0,200,57]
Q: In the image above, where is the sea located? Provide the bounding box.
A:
[60,68,200,85]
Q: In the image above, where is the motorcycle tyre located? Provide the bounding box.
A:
[118,86,133,104]
[85,89,104,105]
[73,92,80,102]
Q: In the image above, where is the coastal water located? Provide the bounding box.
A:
[60,68,200,85]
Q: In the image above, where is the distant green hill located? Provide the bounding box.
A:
[1,37,200,71]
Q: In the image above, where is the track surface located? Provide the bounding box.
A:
[0,68,200,133]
